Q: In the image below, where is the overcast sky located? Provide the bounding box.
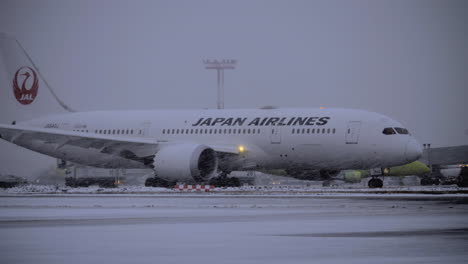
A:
[0,0,467,177]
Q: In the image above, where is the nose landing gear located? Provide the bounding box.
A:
[368,177,383,188]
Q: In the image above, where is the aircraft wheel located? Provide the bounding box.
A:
[368,178,383,188]
[145,177,172,188]
[322,180,332,187]
[457,174,468,188]
[65,177,77,187]
[228,177,241,187]
[421,177,440,186]
[144,177,155,187]
[209,176,240,187]
[420,177,431,186]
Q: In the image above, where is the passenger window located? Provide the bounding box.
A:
[327,128,330,134]
[333,128,336,134]
[382,127,396,135]
[394,127,409,134]
[322,128,326,133]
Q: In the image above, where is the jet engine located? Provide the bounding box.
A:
[153,143,218,182]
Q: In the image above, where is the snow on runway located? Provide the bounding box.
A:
[0,193,467,264]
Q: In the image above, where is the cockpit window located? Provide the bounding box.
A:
[394,127,409,134]
[382,127,396,135]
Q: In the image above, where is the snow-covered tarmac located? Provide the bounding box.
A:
[0,188,467,264]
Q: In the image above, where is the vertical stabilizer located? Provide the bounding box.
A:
[0,33,76,123]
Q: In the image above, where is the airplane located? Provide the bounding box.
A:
[0,34,423,188]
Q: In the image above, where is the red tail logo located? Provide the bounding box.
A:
[13,66,39,105]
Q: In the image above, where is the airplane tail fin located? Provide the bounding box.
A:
[0,33,75,124]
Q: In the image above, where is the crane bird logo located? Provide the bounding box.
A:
[13,66,39,105]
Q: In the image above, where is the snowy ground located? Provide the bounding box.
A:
[0,183,467,195]
[0,192,467,264]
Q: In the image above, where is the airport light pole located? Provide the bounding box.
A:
[204,59,237,109]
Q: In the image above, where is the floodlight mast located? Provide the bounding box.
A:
[204,59,237,109]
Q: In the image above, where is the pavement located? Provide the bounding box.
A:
[0,192,467,264]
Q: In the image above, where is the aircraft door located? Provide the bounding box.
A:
[270,127,281,144]
[140,122,151,137]
[346,121,361,144]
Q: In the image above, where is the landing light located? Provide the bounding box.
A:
[238,145,245,153]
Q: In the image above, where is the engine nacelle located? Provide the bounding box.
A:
[153,143,218,182]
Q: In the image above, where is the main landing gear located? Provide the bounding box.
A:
[144,172,241,188]
[209,172,241,187]
[144,177,176,188]
[457,168,468,187]
[368,177,383,188]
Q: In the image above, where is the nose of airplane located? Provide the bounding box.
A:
[405,138,423,162]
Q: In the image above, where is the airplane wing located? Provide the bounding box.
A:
[0,124,240,168]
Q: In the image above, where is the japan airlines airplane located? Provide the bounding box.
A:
[0,34,423,188]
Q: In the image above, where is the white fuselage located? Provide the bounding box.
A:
[20,107,422,171]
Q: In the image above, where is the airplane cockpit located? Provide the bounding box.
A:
[382,127,409,135]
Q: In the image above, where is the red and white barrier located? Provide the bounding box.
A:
[174,185,215,192]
